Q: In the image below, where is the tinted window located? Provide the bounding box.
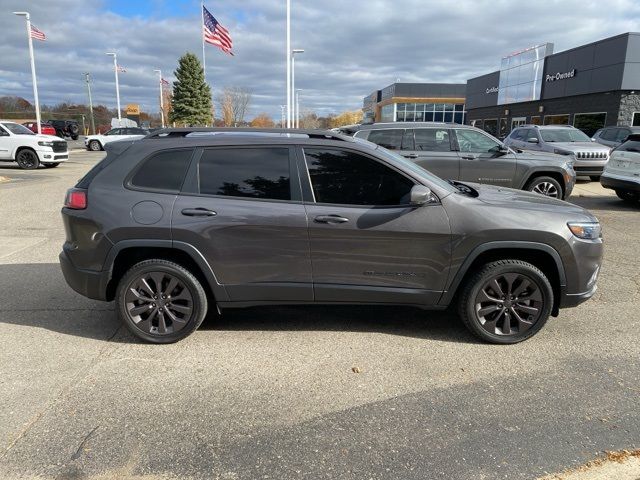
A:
[199,148,291,201]
[414,128,451,152]
[401,129,414,150]
[509,129,524,140]
[455,129,501,153]
[521,129,537,141]
[304,148,414,206]
[366,129,403,150]
[615,129,631,143]
[600,128,617,141]
[130,149,193,192]
[105,129,121,136]
[618,139,640,152]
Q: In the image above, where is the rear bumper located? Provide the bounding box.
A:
[59,250,109,301]
[600,173,640,193]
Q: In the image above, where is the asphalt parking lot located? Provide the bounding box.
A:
[0,152,639,480]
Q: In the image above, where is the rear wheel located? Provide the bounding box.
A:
[589,175,601,182]
[616,190,639,203]
[15,149,40,170]
[43,162,60,168]
[89,140,102,151]
[458,260,553,344]
[116,259,208,344]
[526,176,563,199]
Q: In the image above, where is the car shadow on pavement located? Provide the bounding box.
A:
[568,194,640,212]
[0,263,477,344]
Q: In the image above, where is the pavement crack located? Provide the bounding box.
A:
[71,426,99,460]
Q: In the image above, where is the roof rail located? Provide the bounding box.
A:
[144,127,353,142]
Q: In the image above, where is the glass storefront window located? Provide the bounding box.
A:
[396,111,405,122]
[454,112,464,124]
[444,112,453,122]
[573,112,607,137]
[434,103,444,112]
[544,114,570,125]
[387,102,466,124]
[454,104,465,112]
[471,119,483,129]
[499,118,508,139]
[381,104,394,122]
[530,116,541,125]
[434,111,444,122]
[444,104,454,111]
[424,111,434,122]
[484,119,498,136]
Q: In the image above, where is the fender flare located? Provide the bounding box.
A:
[517,167,568,190]
[103,239,230,302]
[438,240,566,306]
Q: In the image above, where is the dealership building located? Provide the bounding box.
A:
[363,32,640,138]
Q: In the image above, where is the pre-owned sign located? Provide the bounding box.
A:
[545,69,576,82]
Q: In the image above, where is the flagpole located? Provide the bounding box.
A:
[84,73,96,135]
[14,12,41,135]
[286,0,291,128]
[201,0,206,81]
[106,52,122,125]
[154,69,165,128]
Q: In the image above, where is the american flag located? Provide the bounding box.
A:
[161,78,169,86]
[30,25,46,41]
[202,5,233,56]
[116,65,126,73]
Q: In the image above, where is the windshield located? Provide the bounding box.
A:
[1,122,35,135]
[540,128,590,143]
[373,145,457,193]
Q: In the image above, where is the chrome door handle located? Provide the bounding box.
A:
[181,208,217,217]
[460,154,478,160]
[405,153,418,159]
[314,215,349,224]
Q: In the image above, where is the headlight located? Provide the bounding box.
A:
[38,141,54,147]
[568,222,601,240]
[554,148,572,156]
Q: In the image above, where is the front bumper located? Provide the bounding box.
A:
[600,172,640,193]
[36,148,68,163]
[59,250,109,301]
[573,158,607,176]
[560,284,597,308]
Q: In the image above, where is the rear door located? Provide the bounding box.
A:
[454,128,517,186]
[298,146,451,305]
[172,146,312,302]
[408,127,459,180]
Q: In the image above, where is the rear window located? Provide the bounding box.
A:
[414,128,451,151]
[129,149,193,192]
[198,147,291,201]
[618,139,640,153]
[366,129,403,150]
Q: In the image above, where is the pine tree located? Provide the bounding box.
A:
[169,52,212,126]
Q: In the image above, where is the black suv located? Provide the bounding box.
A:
[60,129,603,344]
[49,119,80,140]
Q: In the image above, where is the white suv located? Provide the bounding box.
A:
[85,127,148,151]
[0,121,68,169]
[601,134,640,204]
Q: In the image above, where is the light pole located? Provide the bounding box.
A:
[291,49,304,128]
[286,0,291,128]
[13,11,41,134]
[105,52,121,125]
[280,105,286,128]
[84,73,96,135]
[153,69,165,128]
[295,89,302,128]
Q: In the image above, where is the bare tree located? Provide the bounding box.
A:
[298,109,320,129]
[217,86,252,126]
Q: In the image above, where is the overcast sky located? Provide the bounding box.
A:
[1,0,640,120]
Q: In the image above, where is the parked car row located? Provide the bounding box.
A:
[85,127,149,151]
[22,120,80,140]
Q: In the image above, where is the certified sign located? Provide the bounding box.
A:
[126,104,140,115]
[486,86,499,94]
[545,69,576,82]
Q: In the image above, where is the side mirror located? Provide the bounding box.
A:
[410,185,435,205]
[527,137,539,143]
[590,138,596,142]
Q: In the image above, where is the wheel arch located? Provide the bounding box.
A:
[14,145,37,160]
[521,169,566,194]
[440,241,566,316]
[104,240,228,303]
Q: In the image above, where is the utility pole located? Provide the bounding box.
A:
[84,73,96,135]
[286,0,291,128]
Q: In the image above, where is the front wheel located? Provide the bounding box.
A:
[526,176,563,199]
[89,140,102,151]
[616,190,639,204]
[458,259,553,344]
[116,259,208,344]
[43,162,60,168]
[71,135,79,141]
[15,149,40,170]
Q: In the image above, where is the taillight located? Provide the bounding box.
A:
[64,188,87,210]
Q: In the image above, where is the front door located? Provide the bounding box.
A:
[172,146,312,302]
[299,146,451,305]
[454,128,517,186]
[406,127,460,181]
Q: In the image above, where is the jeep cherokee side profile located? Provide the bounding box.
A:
[60,129,603,344]
[354,123,576,200]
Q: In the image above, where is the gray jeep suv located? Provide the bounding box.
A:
[60,128,602,345]
[354,123,576,200]
[505,125,610,181]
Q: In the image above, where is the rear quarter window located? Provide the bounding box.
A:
[128,149,194,193]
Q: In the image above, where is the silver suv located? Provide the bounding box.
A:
[505,125,610,181]
[355,123,576,199]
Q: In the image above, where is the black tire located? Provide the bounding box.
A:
[71,135,79,141]
[68,124,79,135]
[15,149,40,170]
[89,140,102,151]
[458,259,553,344]
[55,130,65,138]
[526,176,563,199]
[116,259,208,344]
[615,190,639,203]
[43,162,60,168]
[589,175,601,182]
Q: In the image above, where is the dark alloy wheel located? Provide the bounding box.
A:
[116,260,208,343]
[89,140,102,151]
[526,176,562,199]
[16,149,40,170]
[459,260,553,344]
[43,162,60,168]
